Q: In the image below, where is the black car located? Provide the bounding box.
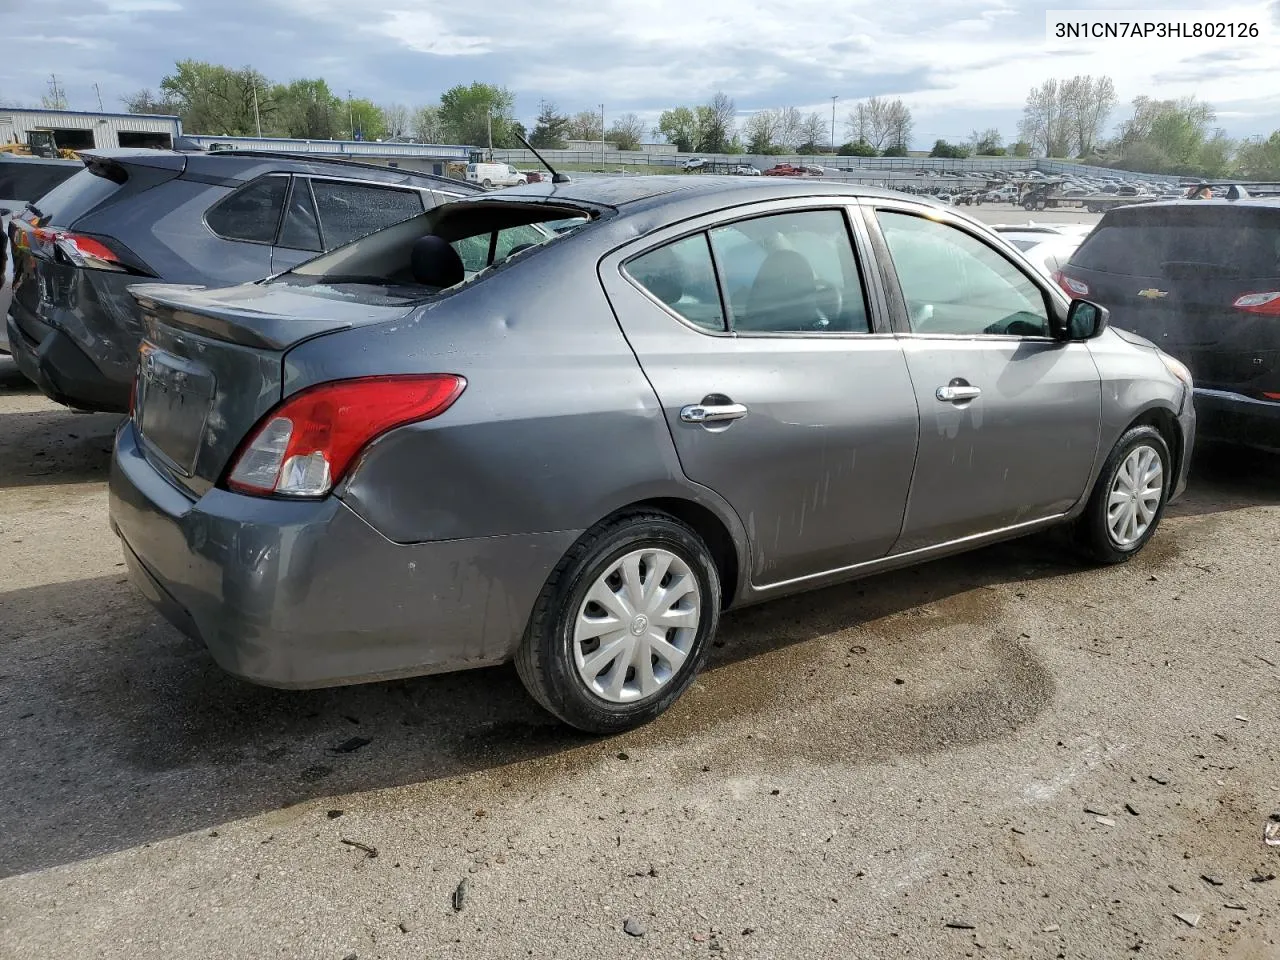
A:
[1058,198,1280,451]
[6,149,479,412]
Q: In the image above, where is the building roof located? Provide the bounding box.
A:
[0,107,182,121]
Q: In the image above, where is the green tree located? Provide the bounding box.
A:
[530,100,569,149]
[122,89,181,116]
[881,144,909,157]
[1235,131,1280,180]
[929,139,970,159]
[412,104,446,143]
[656,106,698,152]
[838,140,878,157]
[608,112,646,151]
[343,97,386,140]
[566,110,602,142]
[272,79,340,139]
[160,60,274,135]
[438,82,517,147]
[1011,140,1032,157]
[694,93,736,153]
[968,128,1003,155]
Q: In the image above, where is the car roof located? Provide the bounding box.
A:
[490,175,933,218]
[81,147,476,191]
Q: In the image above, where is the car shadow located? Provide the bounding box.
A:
[0,408,122,488]
[0,533,1099,880]
[0,356,38,395]
[1166,442,1280,519]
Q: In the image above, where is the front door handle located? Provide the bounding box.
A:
[936,384,982,403]
[680,402,749,423]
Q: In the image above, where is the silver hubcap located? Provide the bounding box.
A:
[573,548,701,704]
[1107,444,1164,546]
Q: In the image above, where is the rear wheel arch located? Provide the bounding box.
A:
[589,497,742,610]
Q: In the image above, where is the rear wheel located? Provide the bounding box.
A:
[482,178,493,188]
[1074,425,1171,563]
[515,512,721,733]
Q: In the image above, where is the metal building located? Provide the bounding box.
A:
[0,108,183,151]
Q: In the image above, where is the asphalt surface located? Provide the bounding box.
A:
[2,255,1279,959]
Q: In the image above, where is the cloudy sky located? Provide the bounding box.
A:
[2,0,1279,145]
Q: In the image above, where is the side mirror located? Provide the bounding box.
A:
[1060,299,1109,340]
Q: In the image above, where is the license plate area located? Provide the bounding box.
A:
[136,343,216,478]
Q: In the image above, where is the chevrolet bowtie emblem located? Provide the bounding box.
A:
[1137,288,1168,299]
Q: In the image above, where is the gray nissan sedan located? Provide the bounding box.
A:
[109,177,1195,733]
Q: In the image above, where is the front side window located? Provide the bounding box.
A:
[205,176,287,244]
[709,210,870,334]
[626,233,725,332]
[310,181,425,249]
[876,211,1051,337]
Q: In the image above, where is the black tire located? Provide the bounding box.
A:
[1074,425,1172,564]
[482,178,492,188]
[515,511,722,734]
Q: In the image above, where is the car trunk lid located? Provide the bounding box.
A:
[1063,204,1280,395]
[129,280,419,497]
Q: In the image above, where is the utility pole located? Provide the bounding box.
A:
[600,103,605,168]
[487,104,493,158]
[252,78,263,137]
[94,83,104,112]
[347,90,354,141]
[830,95,838,152]
[48,74,67,110]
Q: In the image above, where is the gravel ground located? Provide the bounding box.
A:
[1,350,1278,960]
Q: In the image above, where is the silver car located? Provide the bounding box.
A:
[109,177,1195,733]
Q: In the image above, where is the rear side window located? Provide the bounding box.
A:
[277,178,322,252]
[627,234,725,332]
[1072,209,1280,278]
[28,168,122,225]
[205,176,287,243]
[0,162,79,205]
[310,181,424,248]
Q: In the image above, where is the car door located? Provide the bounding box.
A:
[863,201,1102,552]
[600,202,920,588]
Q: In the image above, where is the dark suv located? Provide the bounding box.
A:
[6,149,478,412]
[1059,198,1280,451]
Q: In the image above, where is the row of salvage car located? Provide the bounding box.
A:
[2,146,1276,734]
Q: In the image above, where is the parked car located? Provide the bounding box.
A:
[1058,197,1280,451]
[683,158,706,171]
[731,165,761,176]
[762,163,802,176]
[1,154,80,353]
[992,229,1086,279]
[465,162,527,189]
[110,176,1193,734]
[6,148,477,411]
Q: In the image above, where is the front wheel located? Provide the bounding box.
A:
[1074,425,1171,564]
[482,178,493,188]
[515,512,722,733]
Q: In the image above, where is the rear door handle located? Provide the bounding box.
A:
[936,384,982,403]
[680,402,749,423]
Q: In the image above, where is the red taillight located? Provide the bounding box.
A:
[31,227,130,272]
[1052,270,1090,297]
[1232,292,1280,316]
[225,375,467,498]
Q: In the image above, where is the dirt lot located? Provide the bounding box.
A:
[1,353,1278,960]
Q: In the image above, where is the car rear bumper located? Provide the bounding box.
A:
[6,310,130,411]
[1193,388,1280,453]
[109,421,578,688]
[7,262,140,411]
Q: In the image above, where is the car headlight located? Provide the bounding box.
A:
[1159,352,1193,388]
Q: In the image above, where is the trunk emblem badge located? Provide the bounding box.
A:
[1137,288,1168,299]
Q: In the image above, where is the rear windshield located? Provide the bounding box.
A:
[27,167,122,225]
[1072,206,1280,278]
[0,161,79,206]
